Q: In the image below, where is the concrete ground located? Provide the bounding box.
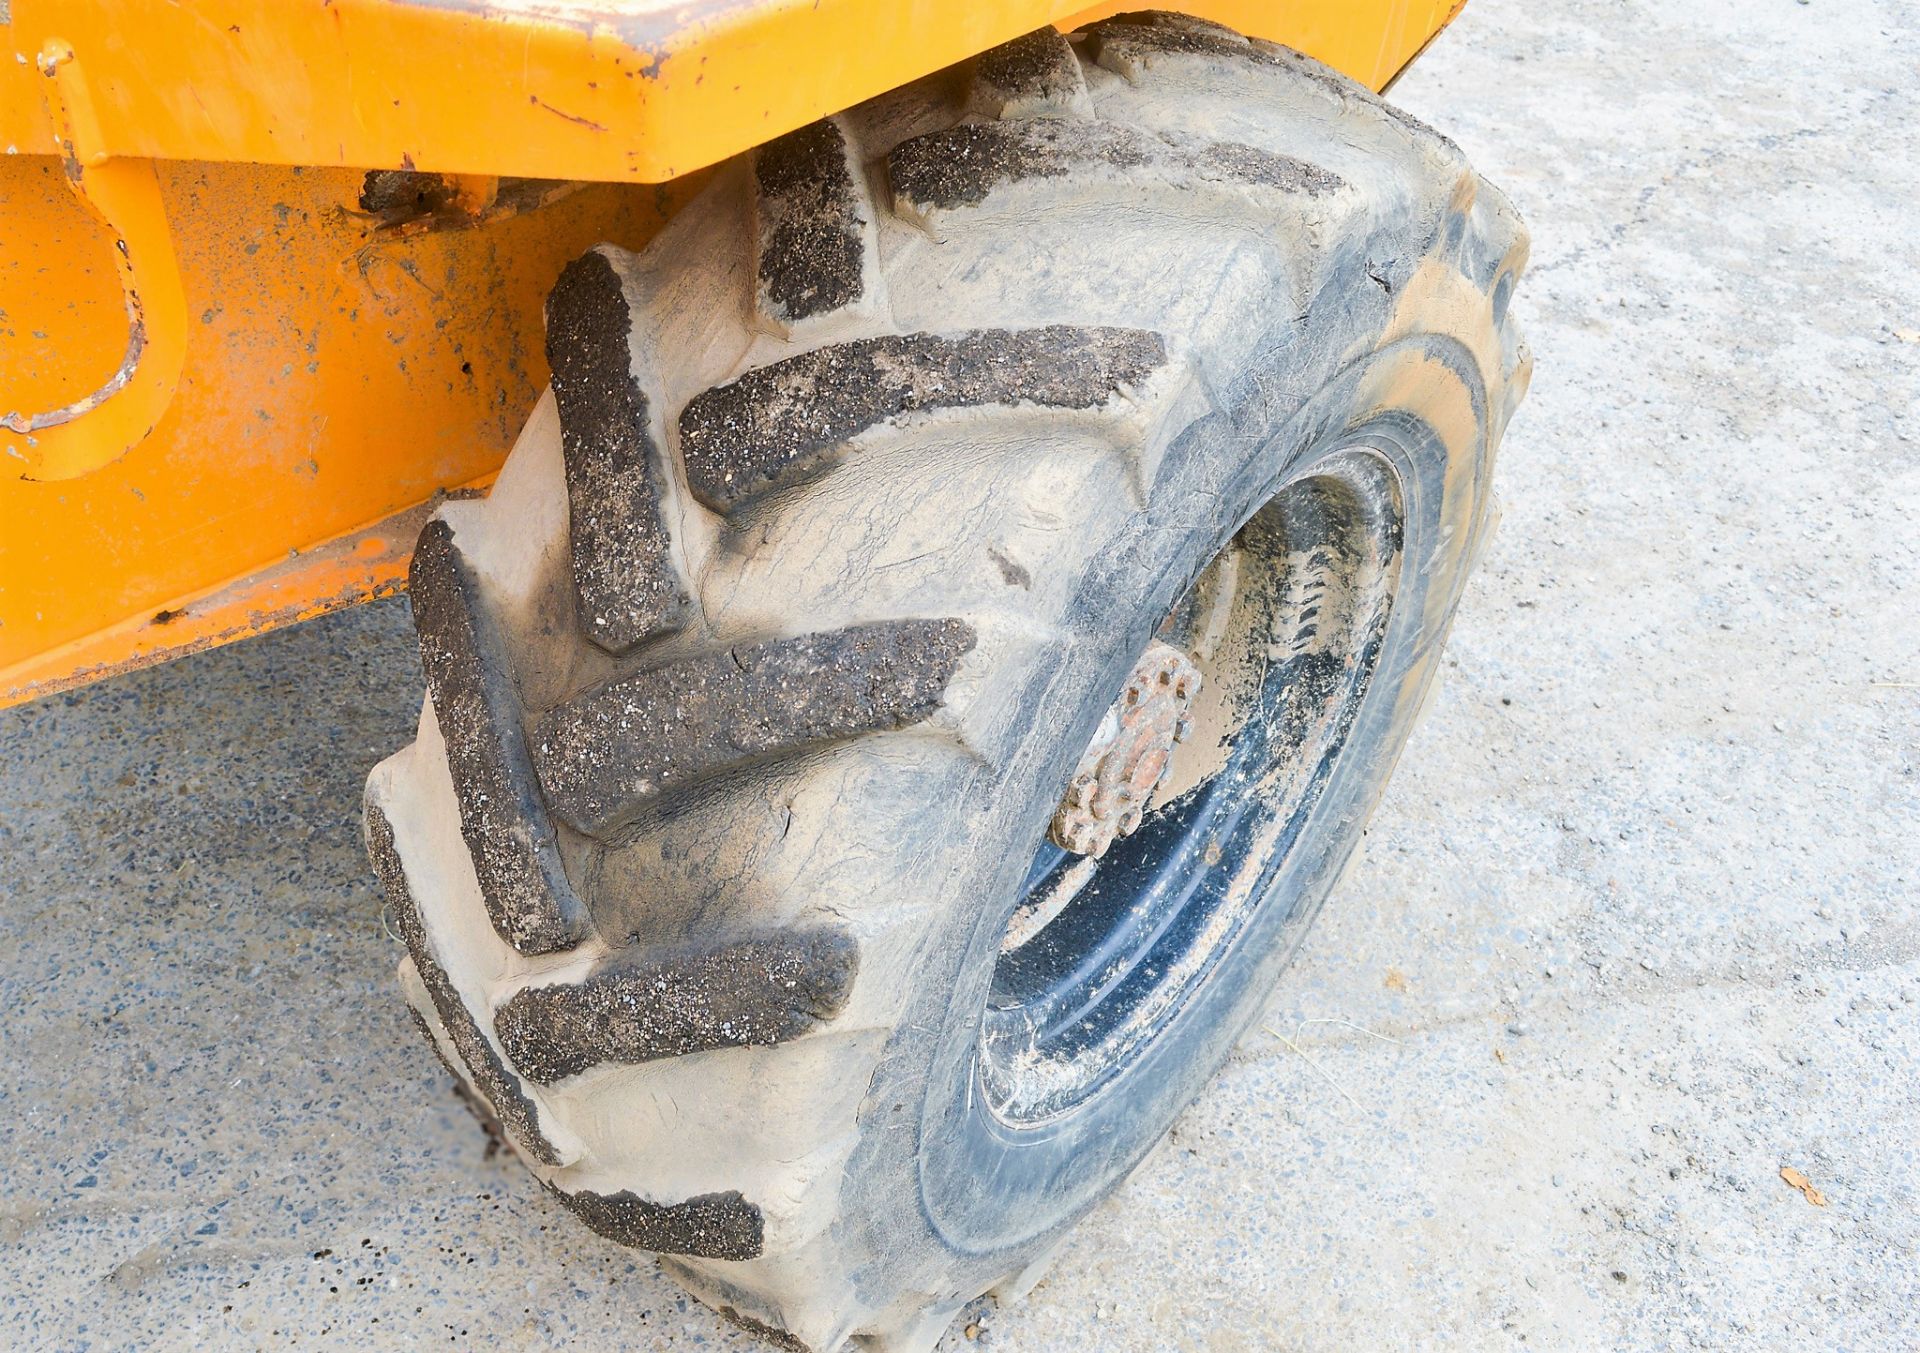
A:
[4,0,1916,1346]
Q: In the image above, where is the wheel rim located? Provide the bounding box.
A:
[979,448,1405,1125]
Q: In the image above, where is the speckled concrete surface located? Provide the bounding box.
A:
[4,0,1917,1347]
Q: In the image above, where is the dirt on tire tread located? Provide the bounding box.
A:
[367,804,563,1165]
[365,11,1526,1348]
[408,520,591,955]
[678,326,1167,511]
[531,619,976,834]
[493,928,860,1084]
[547,250,689,655]
[968,28,1094,120]
[751,117,878,330]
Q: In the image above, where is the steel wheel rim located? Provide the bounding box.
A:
[979,447,1406,1125]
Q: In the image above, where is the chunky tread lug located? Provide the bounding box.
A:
[495,929,860,1084]
[1087,13,1267,73]
[545,1180,764,1261]
[409,520,591,955]
[967,28,1094,121]
[678,327,1166,512]
[1090,15,1457,152]
[1088,15,1315,82]
[532,619,976,835]
[367,805,563,1166]
[1102,10,1250,42]
[886,118,1343,223]
[751,117,884,335]
[366,13,1528,1350]
[547,249,690,655]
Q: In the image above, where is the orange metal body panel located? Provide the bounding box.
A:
[0,1,1457,180]
[0,0,1464,708]
[0,162,701,703]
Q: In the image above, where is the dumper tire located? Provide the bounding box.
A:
[364,14,1528,1351]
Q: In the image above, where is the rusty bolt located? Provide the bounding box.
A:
[1049,640,1203,859]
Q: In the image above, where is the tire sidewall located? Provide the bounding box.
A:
[835,334,1494,1295]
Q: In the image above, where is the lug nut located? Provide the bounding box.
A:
[1048,639,1203,858]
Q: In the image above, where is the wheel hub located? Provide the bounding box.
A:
[1049,640,1201,859]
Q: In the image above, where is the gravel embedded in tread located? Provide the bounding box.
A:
[678,326,1166,511]
[753,118,872,326]
[409,520,591,955]
[547,250,688,654]
[368,805,562,1166]
[495,929,859,1084]
[532,619,976,834]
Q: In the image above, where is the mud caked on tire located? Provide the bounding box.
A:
[365,14,1528,1350]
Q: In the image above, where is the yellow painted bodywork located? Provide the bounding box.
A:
[0,0,1464,708]
[0,1,1456,180]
